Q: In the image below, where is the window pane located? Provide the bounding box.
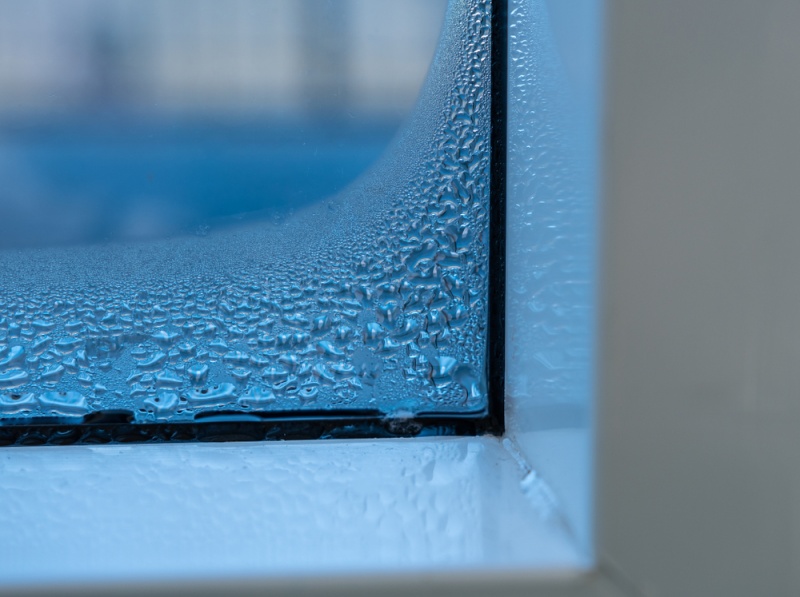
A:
[0,0,499,443]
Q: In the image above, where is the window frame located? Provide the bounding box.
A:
[5,0,782,593]
[0,0,626,594]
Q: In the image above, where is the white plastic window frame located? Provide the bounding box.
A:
[0,0,605,594]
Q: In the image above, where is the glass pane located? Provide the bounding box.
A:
[0,0,501,444]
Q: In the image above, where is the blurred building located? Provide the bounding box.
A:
[0,0,447,122]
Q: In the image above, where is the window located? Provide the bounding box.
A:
[0,0,602,591]
[0,0,505,444]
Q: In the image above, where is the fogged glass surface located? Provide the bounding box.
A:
[0,0,492,427]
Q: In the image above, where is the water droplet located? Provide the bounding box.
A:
[39,391,88,415]
[0,369,28,389]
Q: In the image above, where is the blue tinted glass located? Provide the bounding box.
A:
[0,0,497,442]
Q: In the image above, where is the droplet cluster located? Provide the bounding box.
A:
[0,0,492,423]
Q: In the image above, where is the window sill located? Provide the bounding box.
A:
[0,435,589,594]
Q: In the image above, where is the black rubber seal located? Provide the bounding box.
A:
[487,0,508,435]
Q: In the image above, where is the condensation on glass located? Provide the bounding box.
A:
[0,0,497,442]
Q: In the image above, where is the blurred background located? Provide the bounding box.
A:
[0,0,447,247]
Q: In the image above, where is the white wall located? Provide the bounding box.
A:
[599,0,800,594]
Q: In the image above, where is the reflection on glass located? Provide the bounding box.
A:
[0,0,446,246]
[0,0,493,439]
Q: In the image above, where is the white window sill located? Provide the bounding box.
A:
[0,436,589,592]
